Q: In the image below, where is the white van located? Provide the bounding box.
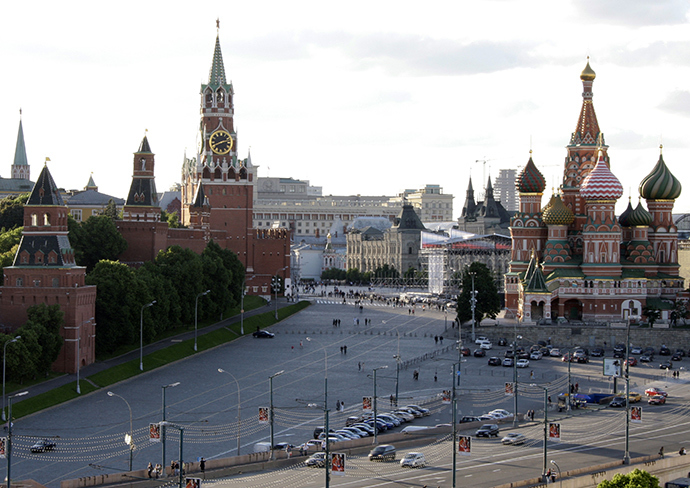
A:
[253,442,271,453]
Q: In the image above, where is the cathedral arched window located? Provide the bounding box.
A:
[43,213,51,226]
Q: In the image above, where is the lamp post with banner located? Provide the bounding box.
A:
[161,381,180,469]
[269,370,284,461]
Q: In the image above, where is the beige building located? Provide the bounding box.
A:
[253,178,453,239]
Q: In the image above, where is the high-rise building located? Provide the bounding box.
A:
[494,169,518,212]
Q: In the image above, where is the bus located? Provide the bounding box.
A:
[666,478,690,488]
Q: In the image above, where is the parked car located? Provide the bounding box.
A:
[377,414,402,426]
[476,424,500,437]
[474,349,486,357]
[675,348,686,357]
[648,395,666,405]
[400,451,426,468]
[630,346,643,354]
[342,426,369,437]
[30,439,56,453]
[672,352,683,361]
[516,359,530,368]
[313,426,335,439]
[502,358,514,367]
[405,404,430,416]
[397,407,423,418]
[591,347,604,357]
[644,387,668,397]
[501,433,526,445]
[659,345,671,356]
[488,356,502,366]
[369,444,396,461]
[660,361,673,370]
[498,338,508,346]
[613,350,625,359]
[252,330,275,338]
[335,430,360,439]
[392,410,415,422]
[613,343,626,354]
[306,452,326,467]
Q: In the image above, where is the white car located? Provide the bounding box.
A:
[489,409,513,418]
[335,430,360,439]
[530,351,543,360]
[501,433,526,445]
[475,336,489,344]
[400,452,426,468]
[550,348,562,357]
[516,359,530,368]
[393,410,415,422]
[479,341,493,350]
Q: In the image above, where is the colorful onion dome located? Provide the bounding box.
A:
[618,198,633,227]
[580,59,596,81]
[639,149,682,200]
[628,200,653,227]
[579,153,623,200]
[542,194,574,226]
[516,155,546,193]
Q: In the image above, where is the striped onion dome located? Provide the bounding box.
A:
[639,150,681,200]
[516,156,546,193]
[579,153,623,200]
[542,194,574,225]
[628,200,653,227]
[618,198,633,227]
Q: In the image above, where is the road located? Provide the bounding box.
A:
[2,292,684,487]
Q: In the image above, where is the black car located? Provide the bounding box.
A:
[660,361,673,370]
[613,343,626,354]
[659,346,671,356]
[476,424,500,437]
[672,352,683,361]
[498,338,508,346]
[30,439,56,453]
[613,350,625,359]
[591,348,604,357]
[488,357,502,366]
[676,349,686,357]
[609,397,626,408]
[253,330,275,338]
[473,349,486,357]
[576,356,589,364]
[460,415,481,423]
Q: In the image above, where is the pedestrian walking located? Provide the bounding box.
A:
[530,370,534,380]
[659,446,664,458]
[434,372,437,382]
[200,457,206,478]
[358,362,361,371]
[147,462,153,478]
[344,345,347,354]
[440,336,443,343]
[435,336,438,344]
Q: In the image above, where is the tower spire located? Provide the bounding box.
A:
[12,111,30,180]
[208,24,227,87]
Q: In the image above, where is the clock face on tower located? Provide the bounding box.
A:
[210,130,233,155]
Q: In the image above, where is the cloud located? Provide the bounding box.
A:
[573,0,690,26]
[658,90,690,116]
[604,41,690,67]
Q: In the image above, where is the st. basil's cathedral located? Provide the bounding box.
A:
[505,61,684,324]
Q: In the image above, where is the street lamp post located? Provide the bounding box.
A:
[272,266,288,320]
[513,334,522,427]
[550,460,562,488]
[6,390,28,488]
[535,385,549,482]
[218,368,242,456]
[194,290,211,352]
[452,334,463,488]
[269,370,284,461]
[306,336,329,487]
[624,319,631,464]
[373,365,388,445]
[161,381,180,470]
[160,421,184,488]
[107,391,134,471]
[469,271,477,341]
[2,335,20,421]
[140,300,156,371]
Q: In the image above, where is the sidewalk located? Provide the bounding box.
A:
[19,299,294,401]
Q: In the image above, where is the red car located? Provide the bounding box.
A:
[625,357,637,367]
[644,387,668,398]
[648,395,666,405]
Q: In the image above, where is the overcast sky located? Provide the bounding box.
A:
[2,0,689,219]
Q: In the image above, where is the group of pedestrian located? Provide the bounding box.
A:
[525,409,535,421]
[569,383,580,393]
[672,370,681,379]
[335,400,345,411]
[340,345,348,354]
[332,318,341,327]
[408,308,415,315]
[434,335,444,344]
[147,463,163,478]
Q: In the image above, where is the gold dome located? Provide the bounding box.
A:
[580,59,596,82]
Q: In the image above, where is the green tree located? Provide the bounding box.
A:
[322,268,346,281]
[86,260,148,355]
[3,329,40,383]
[69,215,128,272]
[202,240,243,307]
[0,227,23,285]
[0,194,29,230]
[20,303,64,376]
[597,468,660,488]
[154,246,204,324]
[103,199,120,220]
[161,209,184,228]
[456,262,501,324]
[642,306,661,327]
